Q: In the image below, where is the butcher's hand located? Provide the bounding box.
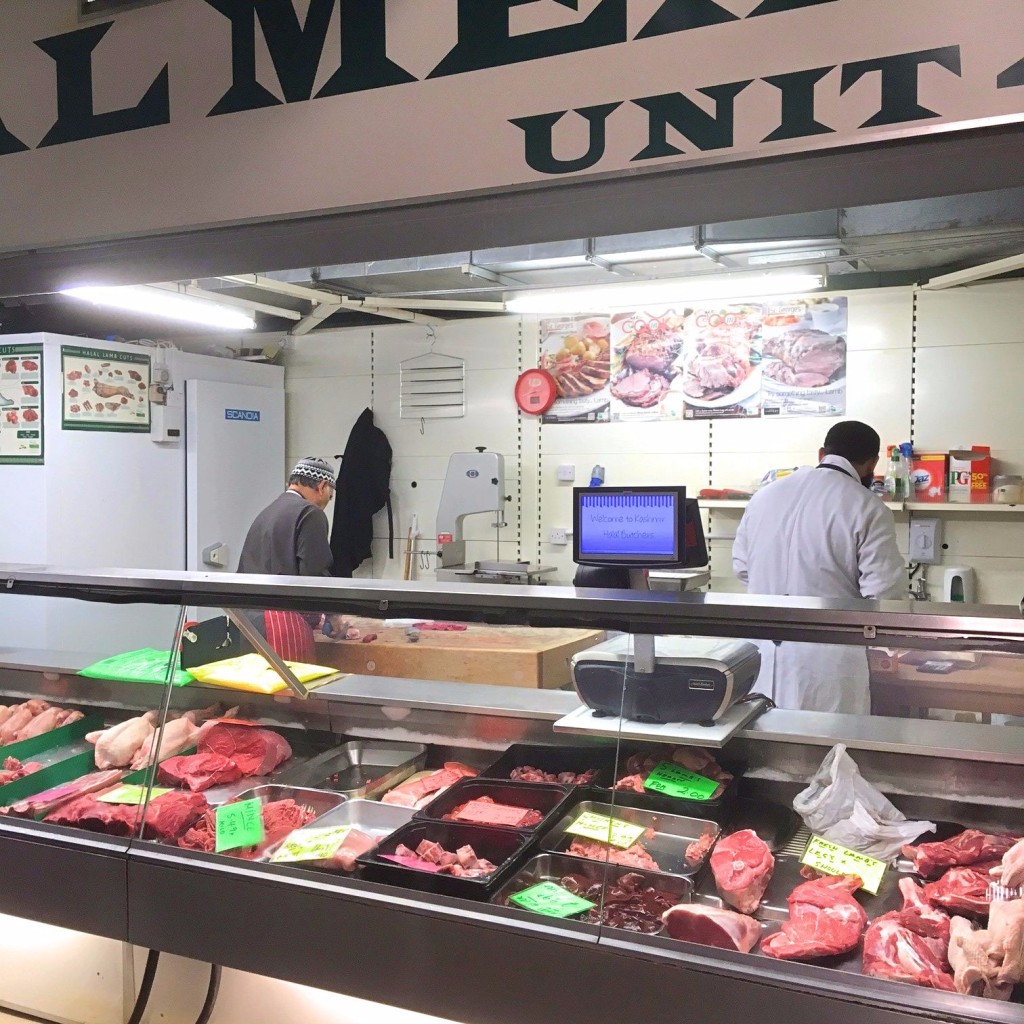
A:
[993,838,1024,889]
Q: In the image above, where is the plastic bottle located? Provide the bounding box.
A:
[884,450,903,501]
[898,442,913,501]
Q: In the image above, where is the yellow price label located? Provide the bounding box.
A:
[271,826,352,864]
[801,834,887,894]
[565,811,646,849]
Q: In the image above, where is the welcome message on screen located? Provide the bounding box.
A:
[579,493,676,558]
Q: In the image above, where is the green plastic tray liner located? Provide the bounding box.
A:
[79,648,194,686]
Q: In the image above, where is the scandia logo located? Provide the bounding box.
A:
[225,408,260,422]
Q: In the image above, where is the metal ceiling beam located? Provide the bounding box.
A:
[357,296,505,312]
[461,263,522,286]
[150,282,303,321]
[290,302,341,336]
[337,298,446,325]
[219,273,334,304]
[920,252,1024,290]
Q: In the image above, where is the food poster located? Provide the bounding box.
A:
[538,315,611,422]
[679,303,762,420]
[0,345,43,464]
[608,308,687,422]
[761,296,848,417]
[61,346,151,432]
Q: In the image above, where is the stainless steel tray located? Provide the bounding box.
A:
[541,800,720,878]
[280,740,428,798]
[298,798,413,838]
[232,784,347,821]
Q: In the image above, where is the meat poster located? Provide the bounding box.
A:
[608,309,687,422]
[0,345,43,464]
[538,315,611,422]
[680,303,762,420]
[761,296,848,417]
[61,346,151,432]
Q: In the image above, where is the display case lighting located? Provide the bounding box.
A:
[61,285,257,329]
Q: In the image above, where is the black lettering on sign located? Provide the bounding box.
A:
[0,116,29,156]
[35,22,169,148]
[747,0,839,16]
[637,0,837,38]
[206,0,414,116]
[762,67,836,142]
[632,81,752,160]
[997,58,1024,89]
[840,46,961,127]
[510,102,622,173]
[430,0,627,78]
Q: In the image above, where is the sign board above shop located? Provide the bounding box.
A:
[0,0,1022,255]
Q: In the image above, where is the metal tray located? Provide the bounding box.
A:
[296,798,414,838]
[541,799,720,878]
[414,778,573,834]
[280,740,428,799]
[491,853,692,934]
[480,744,618,788]
[232,785,347,821]
[720,797,802,853]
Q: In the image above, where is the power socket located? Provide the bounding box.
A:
[549,528,568,546]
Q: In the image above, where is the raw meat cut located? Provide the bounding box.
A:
[902,829,1020,878]
[199,723,292,776]
[384,839,497,878]
[896,878,951,943]
[0,705,36,744]
[509,765,597,785]
[685,831,717,867]
[710,830,774,914]
[0,757,43,785]
[178,799,314,859]
[567,830,660,872]
[556,872,678,932]
[761,875,867,960]
[130,712,199,770]
[16,707,63,740]
[158,752,243,792]
[321,828,377,872]
[862,913,955,991]
[381,763,477,809]
[442,796,542,828]
[923,863,999,916]
[614,747,731,798]
[43,789,207,842]
[90,712,157,769]
[995,838,1024,889]
[139,791,209,841]
[2,769,125,818]
[662,904,762,953]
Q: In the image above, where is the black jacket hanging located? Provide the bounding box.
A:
[330,407,394,577]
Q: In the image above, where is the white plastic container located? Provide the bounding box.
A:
[992,475,1023,504]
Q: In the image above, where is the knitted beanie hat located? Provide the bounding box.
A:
[290,456,336,486]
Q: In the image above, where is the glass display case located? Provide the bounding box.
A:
[0,565,1022,1024]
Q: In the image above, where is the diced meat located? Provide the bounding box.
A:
[510,765,597,785]
[896,878,950,943]
[158,752,243,792]
[381,763,478,809]
[923,863,999,916]
[761,875,867,961]
[902,829,1020,878]
[2,769,125,819]
[567,830,660,872]
[710,830,774,914]
[685,830,717,867]
[662,904,762,953]
[199,723,291,776]
[0,757,43,785]
[178,799,314,859]
[862,913,955,991]
[442,796,542,828]
[382,839,498,878]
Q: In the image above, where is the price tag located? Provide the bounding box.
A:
[565,811,646,849]
[509,881,596,918]
[271,826,352,864]
[643,762,719,801]
[215,798,265,853]
[96,784,171,805]
[801,834,887,895]
[454,799,533,827]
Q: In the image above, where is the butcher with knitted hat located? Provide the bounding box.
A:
[237,457,336,661]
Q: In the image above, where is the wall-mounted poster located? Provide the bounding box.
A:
[538,315,611,423]
[0,344,43,464]
[608,308,687,422]
[680,303,762,420]
[61,346,151,432]
[761,296,848,417]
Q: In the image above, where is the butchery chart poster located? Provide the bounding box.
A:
[538,315,611,423]
[61,346,151,432]
[0,344,43,464]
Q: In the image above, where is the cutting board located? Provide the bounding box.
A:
[313,622,604,689]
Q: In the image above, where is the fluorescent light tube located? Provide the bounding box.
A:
[504,273,824,314]
[61,285,256,330]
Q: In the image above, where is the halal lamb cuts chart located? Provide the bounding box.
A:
[0,344,43,464]
[61,345,151,432]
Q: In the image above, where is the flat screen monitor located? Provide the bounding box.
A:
[573,486,706,568]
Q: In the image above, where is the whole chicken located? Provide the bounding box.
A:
[947,901,1024,1000]
[130,712,199,770]
[993,838,1024,890]
[988,898,1024,989]
[91,712,157,770]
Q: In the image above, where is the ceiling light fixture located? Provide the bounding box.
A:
[504,272,824,314]
[60,285,256,330]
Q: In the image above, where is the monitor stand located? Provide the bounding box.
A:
[627,568,656,675]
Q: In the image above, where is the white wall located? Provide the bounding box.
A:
[285,282,1024,605]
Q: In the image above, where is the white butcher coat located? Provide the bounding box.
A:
[732,455,905,714]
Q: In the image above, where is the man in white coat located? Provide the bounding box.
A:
[733,421,905,714]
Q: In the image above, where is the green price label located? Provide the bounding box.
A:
[215,798,265,853]
[271,826,352,864]
[565,811,646,849]
[509,881,596,919]
[801,834,887,895]
[643,762,719,801]
[96,784,171,805]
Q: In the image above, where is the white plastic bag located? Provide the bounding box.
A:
[793,744,935,861]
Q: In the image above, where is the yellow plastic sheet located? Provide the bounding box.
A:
[186,653,336,694]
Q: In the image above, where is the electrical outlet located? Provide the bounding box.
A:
[909,518,942,565]
[556,464,576,482]
[549,528,568,546]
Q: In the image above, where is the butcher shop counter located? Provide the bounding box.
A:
[1,566,1024,1024]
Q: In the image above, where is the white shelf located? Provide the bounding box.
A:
[702,498,904,512]
[905,501,1024,514]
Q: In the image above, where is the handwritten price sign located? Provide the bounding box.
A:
[801,835,887,894]
[643,762,718,801]
[509,881,596,918]
[215,798,265,853]
[565,811,646,849]
[271,826,352,864]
